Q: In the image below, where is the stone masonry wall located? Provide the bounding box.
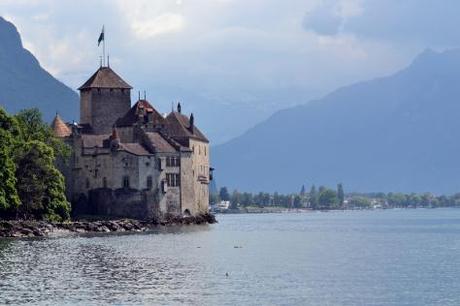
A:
[89,88,131,134]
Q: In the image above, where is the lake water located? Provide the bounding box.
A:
[1,209,460,305]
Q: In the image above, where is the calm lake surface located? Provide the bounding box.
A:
[1,209,460,305]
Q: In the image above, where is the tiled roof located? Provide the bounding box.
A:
[116,99,165,127]
[120,143,152,156]
[165,112,209,143]
[145,132,177,153]
[81,134,153,156]
[51,114,71,137]
[78,67,132,90]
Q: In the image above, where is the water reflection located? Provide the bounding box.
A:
[1,211,460,305]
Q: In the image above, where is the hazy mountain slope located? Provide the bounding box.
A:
[0,17,78,121]
[212,49,460,194]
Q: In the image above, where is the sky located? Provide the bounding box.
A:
[1,0,459,143]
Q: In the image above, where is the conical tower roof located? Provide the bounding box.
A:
[78,66,132,90]
[51,114,71,137]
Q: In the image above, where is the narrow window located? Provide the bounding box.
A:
[175,174,180,187]
[166,174,172,186]
[123,176,130,188]
[103,177,107,188]
[86,178,90,189]
[147,176,153,189]
[157,158,163,171]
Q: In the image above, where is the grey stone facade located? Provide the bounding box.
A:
[55,65,211,220]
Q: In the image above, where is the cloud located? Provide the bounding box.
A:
[130,13,184,39]
[303,0,363,36]
[0,0,456,143]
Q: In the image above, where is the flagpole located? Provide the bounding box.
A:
[103,26,106,67]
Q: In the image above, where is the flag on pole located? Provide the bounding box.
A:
[98,26,104,46]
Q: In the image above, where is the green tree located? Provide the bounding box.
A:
[348,196,371,208]
[0,108,21,215]
[309,185,318,209]
[0,129,20,213]
[318,188,338,209]
[15,108,70,160]
[209,192,220,205]
[15,141,70,221]
[219,187,230,202]
[230,190,240,209]
[293,195,302,208]
[300,185,306,196]
[337,183,344,207]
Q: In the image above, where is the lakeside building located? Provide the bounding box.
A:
[52,64,212,219]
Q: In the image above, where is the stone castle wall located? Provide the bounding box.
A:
[190,139,210,213]
[81,88,131,134]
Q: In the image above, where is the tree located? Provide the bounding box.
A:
[219,187,230,201]
[293,195,302,208]
[337,183,344,207]
[15,108,70,160]
[209,192,220,205]
[300,185,306,196]
[309,185,318,209]
[318,188,338,209]
[15,141,70,221]
[348,196,371,208]
[0,129,20,213]
[0,108,21,215]
[230,190,240,209]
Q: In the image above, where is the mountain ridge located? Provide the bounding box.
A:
[212,48,460,194]
[0,17,78,122]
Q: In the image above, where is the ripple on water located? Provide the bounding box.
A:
[1,210,460,305]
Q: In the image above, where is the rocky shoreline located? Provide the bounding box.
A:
[0,213,217,238]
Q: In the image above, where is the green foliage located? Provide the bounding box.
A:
[216,183,460,210]
[0,128,20,211]
[337,183,344,206]
[230,190,240,209]
[219,187,230,201]
[318,188,338,209]
[309,185,318,209]
[0,107,70,221]
[348,196,372,208]
[15,108,70,160]
[15,141,70,221]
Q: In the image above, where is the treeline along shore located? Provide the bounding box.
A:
[0,107,216,238]
[214,184,460,212]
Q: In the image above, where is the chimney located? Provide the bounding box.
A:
[110,126,120,151]
[189,113,194,133]
[177,102,182,113]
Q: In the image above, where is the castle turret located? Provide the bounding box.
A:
[51,113,71,138]
[78,66,132,134]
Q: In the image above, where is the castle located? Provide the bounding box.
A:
[52,65,212,219]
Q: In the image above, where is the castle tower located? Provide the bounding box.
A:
[78,66,132,134]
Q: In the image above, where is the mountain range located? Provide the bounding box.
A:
[0,17,78,122]
[212,49,460,194]
[3,15,460,194]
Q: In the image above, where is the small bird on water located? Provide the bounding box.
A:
[225,272,229,277]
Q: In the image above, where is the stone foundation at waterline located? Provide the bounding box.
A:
[0,214,217,238]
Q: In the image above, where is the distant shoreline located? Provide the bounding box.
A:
[213,206,449,215]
